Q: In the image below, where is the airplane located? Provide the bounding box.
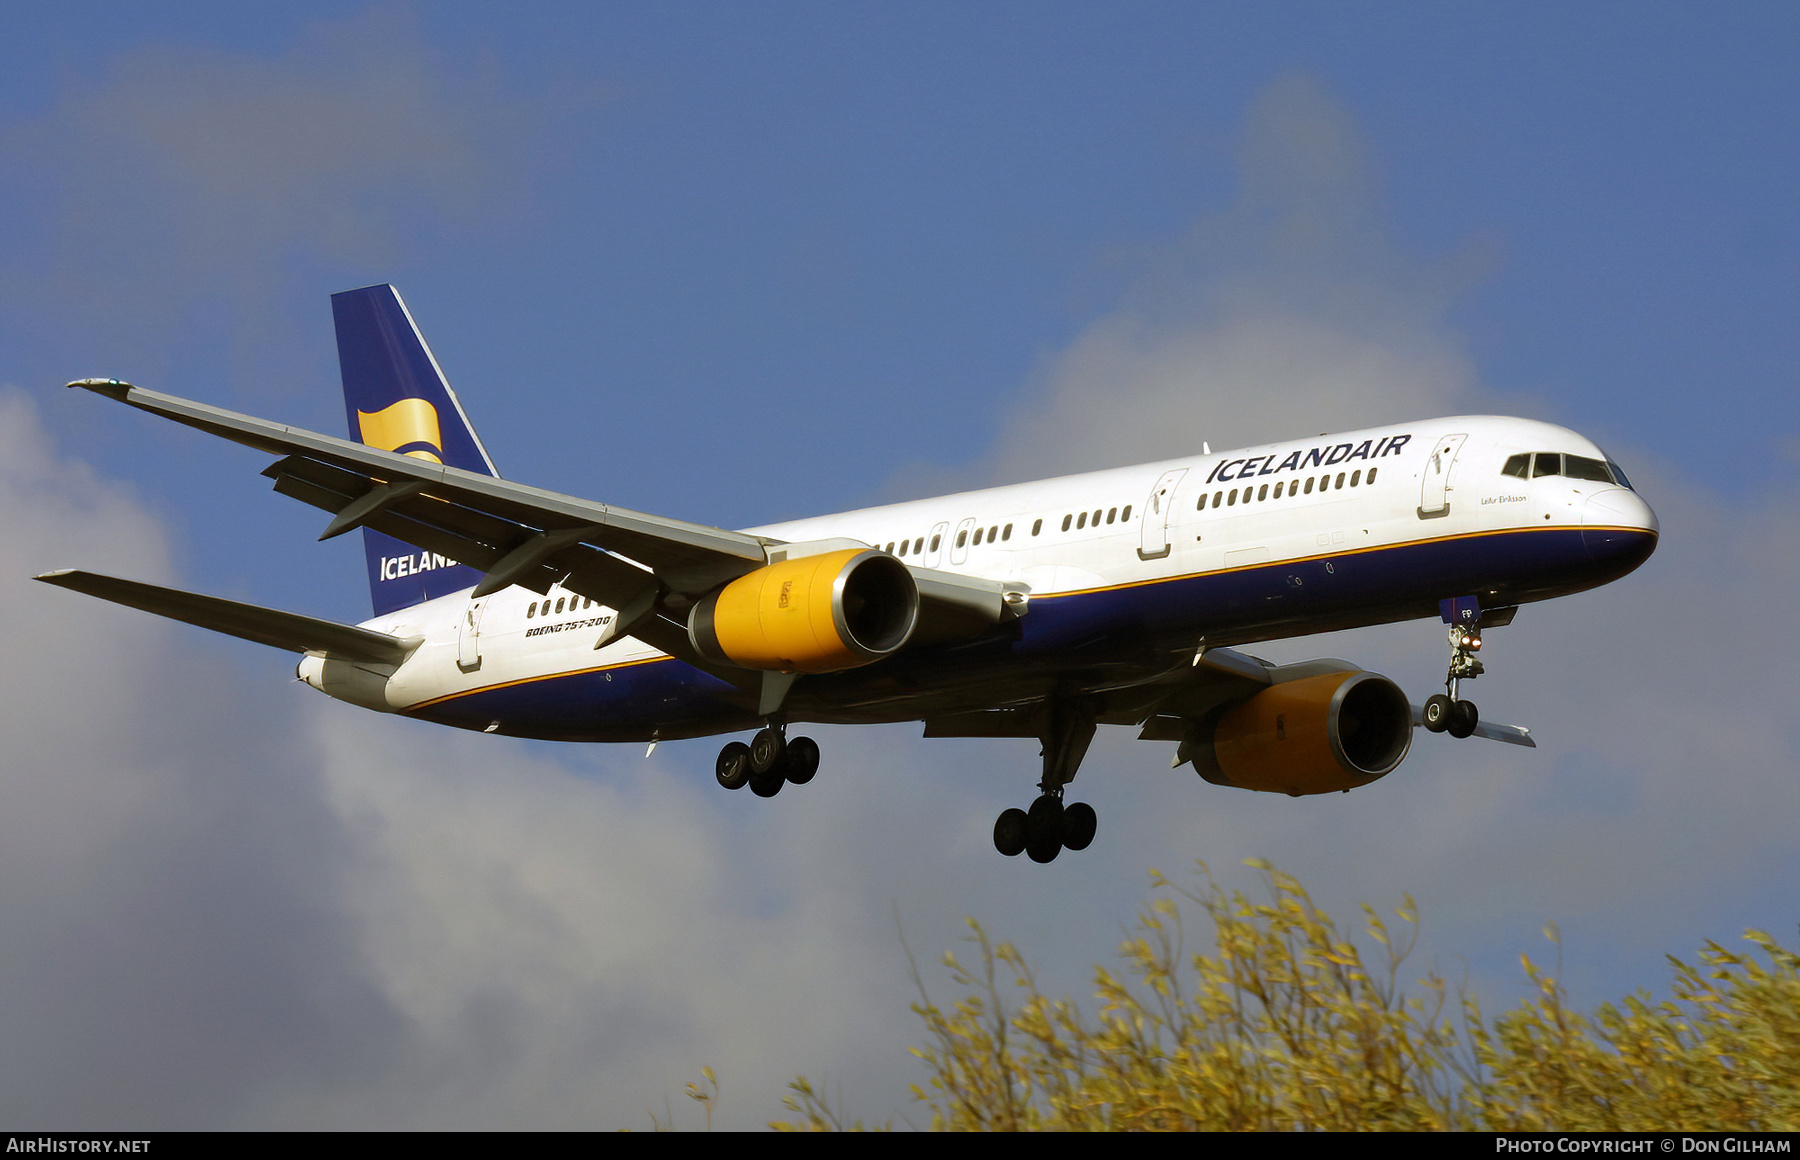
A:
[38,285,1659,863]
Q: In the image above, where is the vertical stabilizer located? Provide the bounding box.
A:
[332,285,498,616]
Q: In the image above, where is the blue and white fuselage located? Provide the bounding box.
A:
[327,415,1654,742]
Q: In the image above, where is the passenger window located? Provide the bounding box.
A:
[1197,493,1207,510]
[972,528,983,546]
[1350,470,1360,487]
[1273,482,1284,498]
[1335,472,1345,489]
[555,598,565,614]
[1076,512,1087,529]
[1533,453,1562,478]
[1106,507,1116,524]
[929,534,941,552]
[956,530,968,548]
[526,602,536,618]
[1502,453,1531,479]
[1002,524,1012,541]
[1227,489,1237,506]
[1367,467,1377,484]
[1092,509,1102,526]
[1304,477,1314,494]
[989,525,999,541]
[884,542,894,554]
[1121,505,1131,521]
[1213,491,1222,507]
[1257,484,1268,501]
[1032,519,1042,536]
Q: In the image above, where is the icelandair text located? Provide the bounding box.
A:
[380,552,457,581]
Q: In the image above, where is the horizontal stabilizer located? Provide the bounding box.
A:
[1410,703,1536,748]
[35,570,420,667]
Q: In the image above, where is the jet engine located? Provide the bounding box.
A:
[688,548,918,673]
[1191,670,1413,796]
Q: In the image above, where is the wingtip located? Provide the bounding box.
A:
[67,378,135,400]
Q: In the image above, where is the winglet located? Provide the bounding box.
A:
[67,378,134,401]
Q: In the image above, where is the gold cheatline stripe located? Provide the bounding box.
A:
[1033,524,1643,601]
[405,653,674,712]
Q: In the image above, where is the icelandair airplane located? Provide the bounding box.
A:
[40,286,1658,863]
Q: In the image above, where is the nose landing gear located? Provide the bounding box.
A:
[715,725,821,797]
[1423,623,1483,739]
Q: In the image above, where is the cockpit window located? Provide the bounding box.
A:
[1502,453,1530,479]
[1520,450,1629,487]
[1563,454,1614,483]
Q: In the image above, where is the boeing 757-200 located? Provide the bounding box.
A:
[39,285,1659,863]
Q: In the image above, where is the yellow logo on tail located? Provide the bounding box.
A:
[356,398,444,463]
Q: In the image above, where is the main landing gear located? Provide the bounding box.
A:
[716,724,820,798]
[993,704,1099,864]
[1422,623,1483,739]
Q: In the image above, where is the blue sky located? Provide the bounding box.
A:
[1,3,1795,1129]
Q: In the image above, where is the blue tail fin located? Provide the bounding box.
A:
[332,285,498,617]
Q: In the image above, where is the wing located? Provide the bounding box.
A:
[35,569,420,666]
[66,380,1013,670]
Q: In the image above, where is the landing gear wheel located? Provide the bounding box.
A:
[1447,699,1479,739]
[748,765,785,797]
[784,736,820,785]
[993,808,1028,857]
[749,726,786,775]
[716,741,751,790]
[1061,802,1097,851]
[1025,795,1064,864]
[1422,694,1453,734]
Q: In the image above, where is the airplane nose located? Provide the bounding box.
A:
[1581,488,1658,571]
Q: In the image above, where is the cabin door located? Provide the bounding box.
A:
[1138,468,1189,560]
[1418,433,1467,519]
[458,596,488,670]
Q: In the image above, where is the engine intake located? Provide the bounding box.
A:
[1197,671,1413,796]
[688,548,918,673]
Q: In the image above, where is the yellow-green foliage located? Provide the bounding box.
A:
[777,861,1799,1131]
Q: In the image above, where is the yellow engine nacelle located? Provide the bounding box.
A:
[1199,671,1413,796]
[688,548,919,673]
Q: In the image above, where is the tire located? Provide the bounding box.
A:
[749,765,785,797]
[1447,699,1479,739]
[784,736,820,785]
[749,726,786,774]
[715,741,751,790]
[993,808,1028,857]
[1061,802,1097,852]
[1422,694,1453,734]
[1026,796,1063,864]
